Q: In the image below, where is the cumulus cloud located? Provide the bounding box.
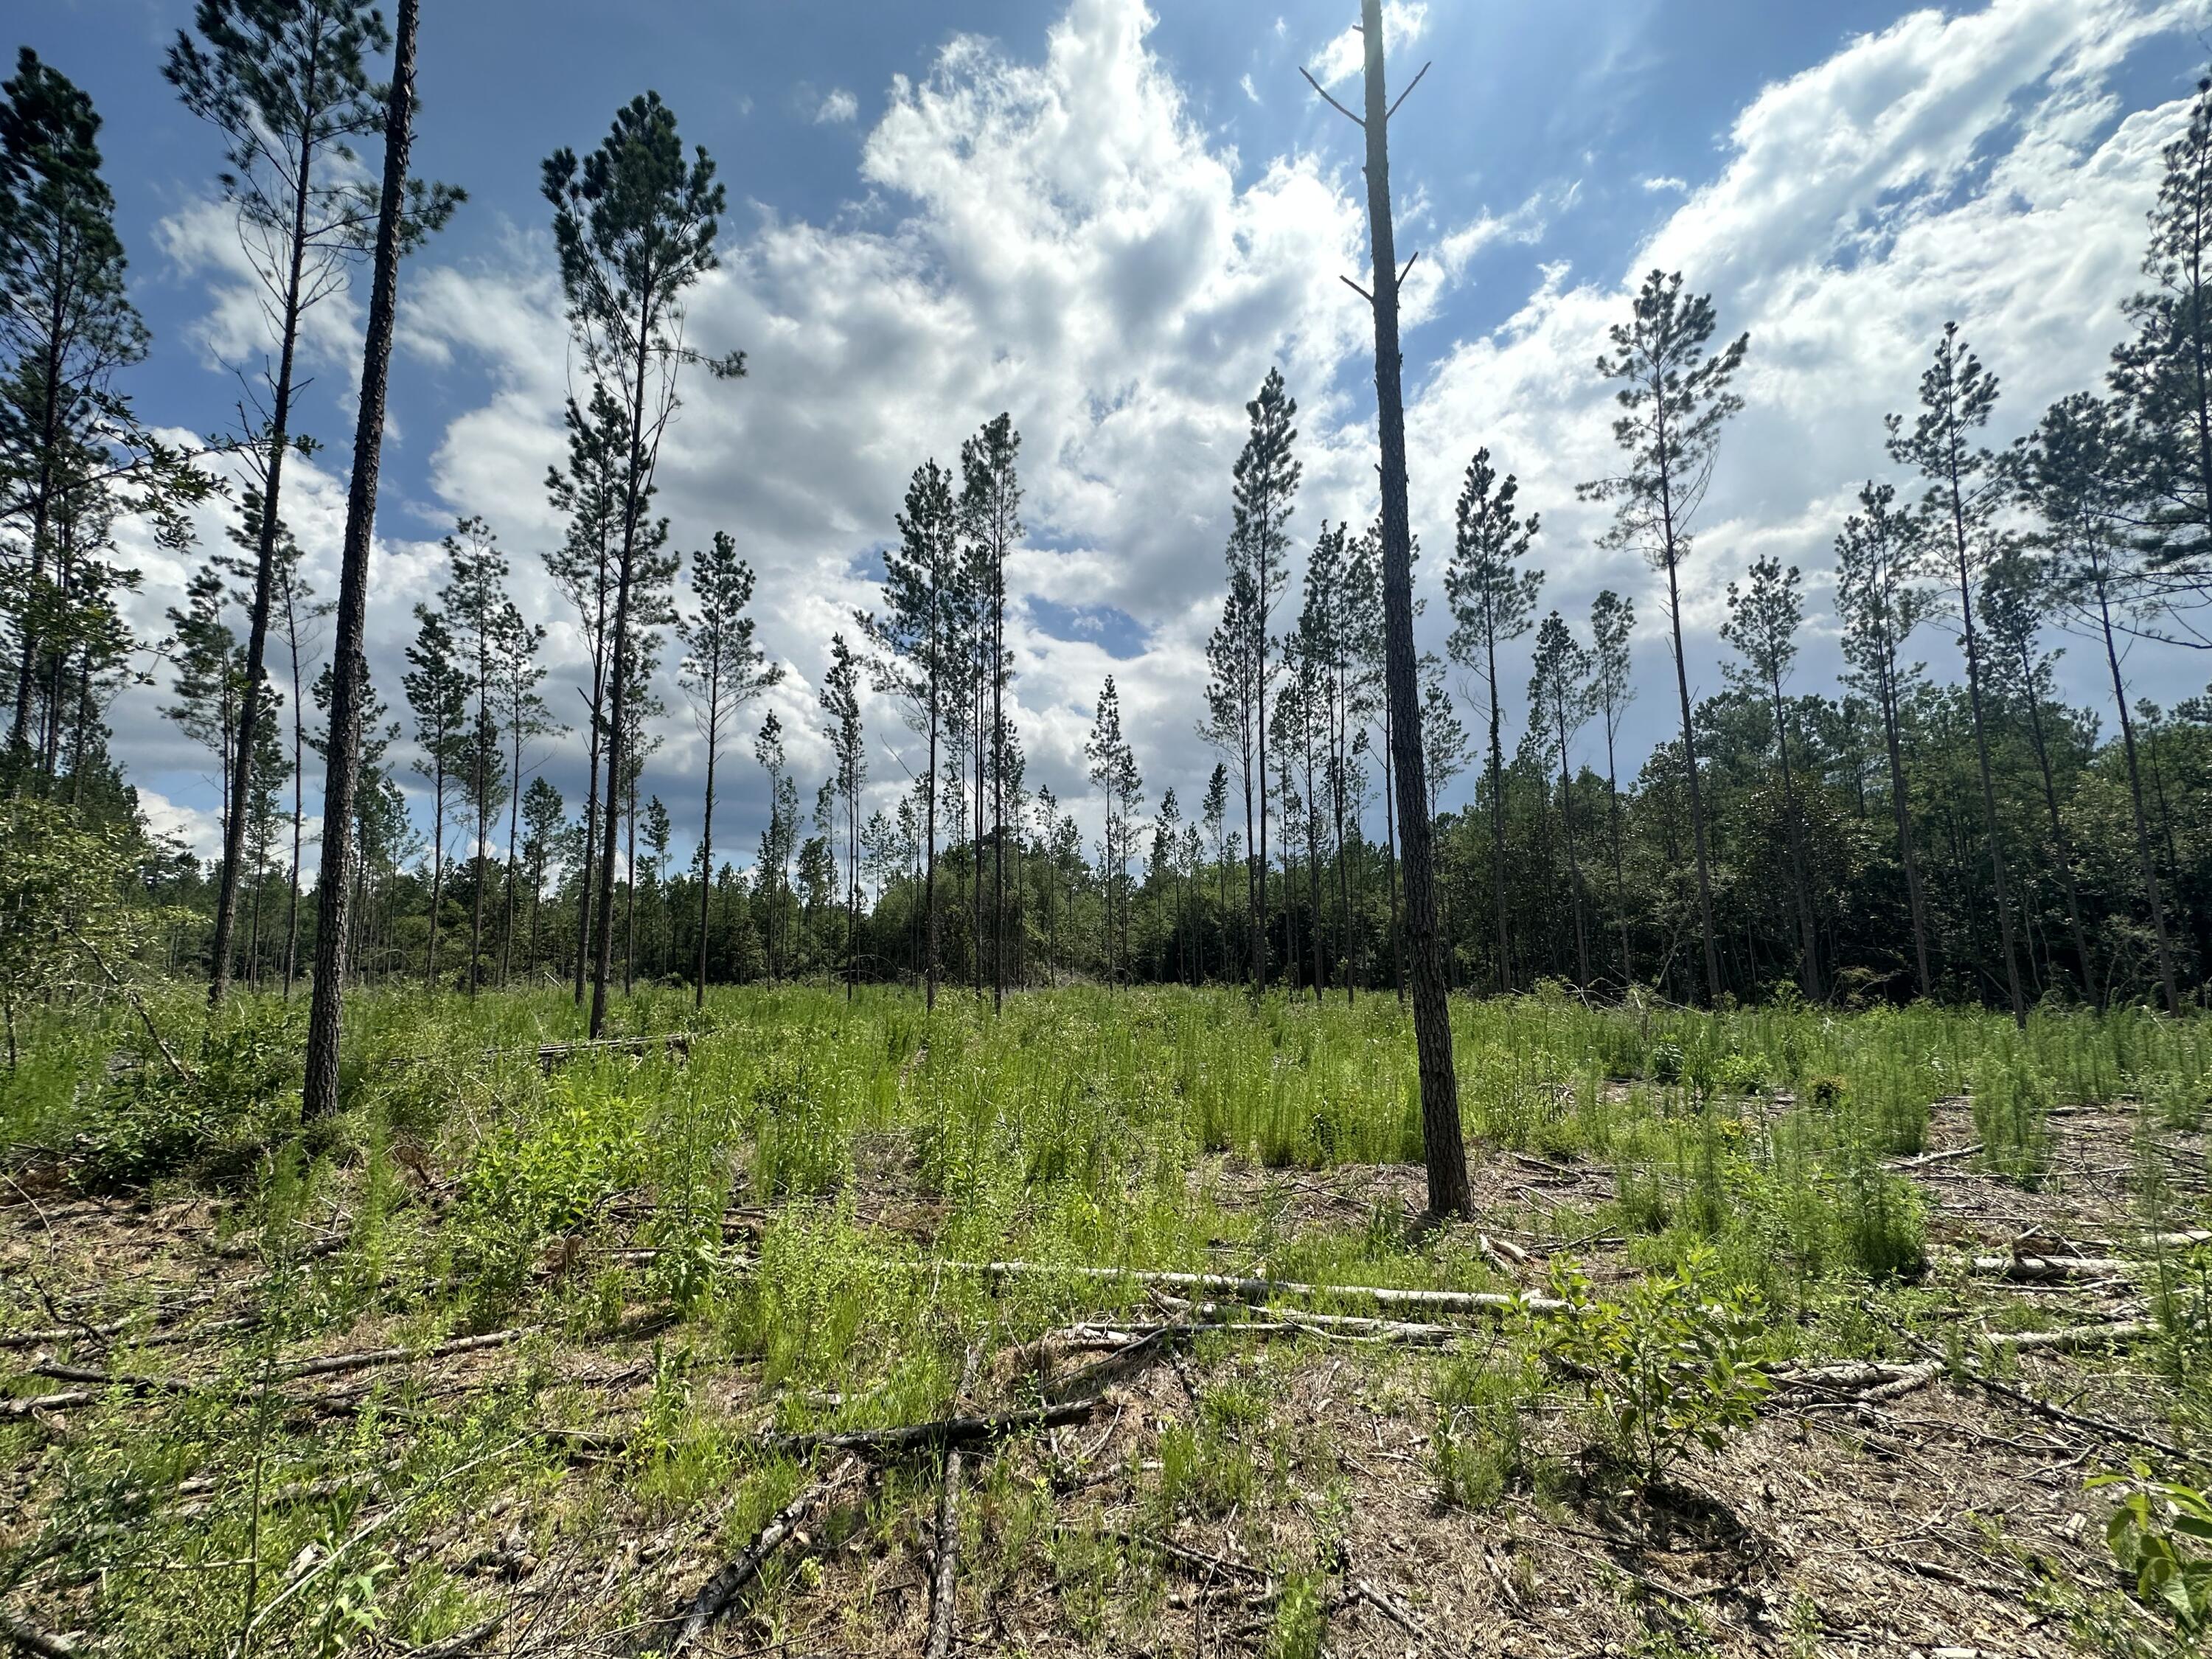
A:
[1641,175,1688,193]
[1402,0,2202,754]
[815,87,860,124]
[125,0,2208,871]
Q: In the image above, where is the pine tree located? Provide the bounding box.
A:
[520,775,565,984]
[1588,589,1637,985]
[2111,73,2212,583]
[305,0,437,1113]
[1321,0,1470,1215]
[1225,368,1299,990]
[754,712,794,981]
[1886,321,2026,1024]
[402,605,467,985]
[859,458,959,1009]
[1979,542,2096,1004]
[1444,448,1542,991]
[543,383,628,1006]
[1200,762,1229,985]
[1528,612,1593,986]
[544,91,740,1037]
[1721,554,1821,1000]
[2027,392,2181,1012]
[959,416,1021,1012]
[434,515,513,994]
[1834,480,1935,998]
[168,0,456,1007]
[164,564,246,857]
[1086,675,1142,984]
[1,49,209,784]
[820,633,866,1001]
[678,529,779,1008]
[1580,270,1747,1005]
[493,599,554,986]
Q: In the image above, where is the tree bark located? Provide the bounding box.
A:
[1353,0,1470,1217]
[304,0,419,1120]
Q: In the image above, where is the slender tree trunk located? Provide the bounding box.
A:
[212,72,323,1010]
[1354,0,1469,1216]
[1603,722,1632,986]
[1554,712,1590,985]
[1660,546,1722,1002]
[1483,638,1512,992]
[2011,658,2096,1006]
[588,300,655,1040]
[304,0,417,1119]
[2096,578,2180,1012]
[1875,668,1934,998]
[284,615,305,1001]
[695,698,717,1011]
[1767,668,1821,1001]
[1382,709,1402,1002]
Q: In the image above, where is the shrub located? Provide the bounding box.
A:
[1538,1247,1770,1486]
[2090,1463,2212,1633]
[1432,1345,1540,1509]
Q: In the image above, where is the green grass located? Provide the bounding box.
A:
[5,981,2212,1655]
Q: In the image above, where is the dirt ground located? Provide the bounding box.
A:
[1,1096,2203,1657]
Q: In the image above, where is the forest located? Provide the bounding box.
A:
[9,1,2212,1656]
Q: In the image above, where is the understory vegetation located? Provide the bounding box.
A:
[5,985,2212,1655]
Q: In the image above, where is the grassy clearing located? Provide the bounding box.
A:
[4,985,2212,1655]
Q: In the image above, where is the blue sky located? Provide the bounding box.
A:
[17,0,2212,869]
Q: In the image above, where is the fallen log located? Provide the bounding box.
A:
[0,1608,76,1659]
[924,1349,981,1659]
[0,1391,91,1420]
[1969,1255,2129,1282]
[674,1456,863,1652]
[514,1034,692,1073]
[964,1260,1564,1316]
[279,1325,536,1382]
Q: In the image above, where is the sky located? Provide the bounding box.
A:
[17,0,2212,874]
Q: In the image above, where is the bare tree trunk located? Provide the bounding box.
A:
[1343,0,1469,1216]
[212,66,322,1010]
[304,0,418,1119]
[2096,579,2180,1012]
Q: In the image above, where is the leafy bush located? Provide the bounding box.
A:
[72,1001,302,1188]
[2091,1463,2212,1632]
[1538,1247,1770,1486]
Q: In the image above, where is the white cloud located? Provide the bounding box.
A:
[815,87,860,124]
[1240,71,1259,104]
[1312,1,1427,88]
[1641,175,1688,193]
[1402,0,2203,757]
[126,0,2210,869]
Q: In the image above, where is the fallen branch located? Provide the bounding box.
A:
[27,1360,195,1396]
[1880,1316,2188,1460]
[965,1260,1562,1316]
[675,1456,863,1652]
[924,1349,980,1659]
[1890,1143,1982,1170]
[279,1325,537,1382]
[0,1391,92,1421]
[402,1610,508,1658]
[0,1608,76,1659]
[775,1398,1102,1459]
[1969,1254,2129,1282]
[515,1034,691,1073]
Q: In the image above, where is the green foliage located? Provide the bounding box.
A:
[2092,1463,2212,1633]
[1972,1042,2053,1185]
[1538,1247,1771,1486]
[72,1000,302,1189]
[1432,1342,1541,1509]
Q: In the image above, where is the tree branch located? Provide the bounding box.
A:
[1298,66,1364,130]
[1339,275,1375,306]
[1385,61,1433,123]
